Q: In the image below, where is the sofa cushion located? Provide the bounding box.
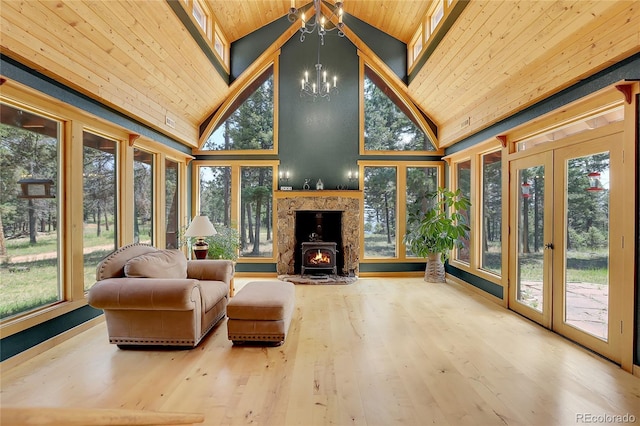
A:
[124,249,188,279]
[96,244,158,280]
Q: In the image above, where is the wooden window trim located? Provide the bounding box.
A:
[196,56,279,154]
[444,140,505,288]
[359,160,444,263]
[0,81,189,338]
[359,54,441,156]
[191,160,279,264]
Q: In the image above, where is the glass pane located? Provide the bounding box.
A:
[0,103,61,319]
[364,166,397,258]
[200,166,232,228]
[83,132,117,290]
[516,166,545,312]
[431,0,444,29]
[481,151,501,275]
[363,67,435,152]
[192,0,207,32]
[133,148,153,245]
[564,153,610,340]
[405,166,438,257]
[165,159,179,249]
[240,166,273,257]
[454,160,471,264]
[202,67,274,151]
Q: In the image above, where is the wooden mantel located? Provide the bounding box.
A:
[274,190,363,199]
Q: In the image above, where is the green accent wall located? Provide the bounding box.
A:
[230,16,292,82]
[445,264,503,299]
[278,34,360,190]
[360,262,425,273]
[1,305,103,362]
[235,263,278,274]
[342,14,406,82]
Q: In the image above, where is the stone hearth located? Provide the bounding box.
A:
[276,192,360,275]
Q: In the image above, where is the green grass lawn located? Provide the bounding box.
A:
[1,227,115,319]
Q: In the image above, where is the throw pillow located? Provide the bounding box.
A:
[124,249,188,279]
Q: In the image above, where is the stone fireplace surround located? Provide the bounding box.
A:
[276,191,361,276]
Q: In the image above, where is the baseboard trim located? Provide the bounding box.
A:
[1,315,104,371]
[446,274,505,307]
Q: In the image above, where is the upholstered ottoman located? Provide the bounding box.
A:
[227,280,295,345]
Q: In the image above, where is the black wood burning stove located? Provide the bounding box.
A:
[301,242,337,276]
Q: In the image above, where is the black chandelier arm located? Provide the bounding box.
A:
[289,0,345,43]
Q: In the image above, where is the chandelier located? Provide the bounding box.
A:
[288,0,345,44]
[288,0,345,101]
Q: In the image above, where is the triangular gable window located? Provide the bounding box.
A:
[202,65,274,151]
[363,65,436,153]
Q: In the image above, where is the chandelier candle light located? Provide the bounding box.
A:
[289,0,345,101]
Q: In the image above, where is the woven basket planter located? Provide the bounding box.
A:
[424,253,445,283]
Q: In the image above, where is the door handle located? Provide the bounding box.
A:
[544,243,554,250]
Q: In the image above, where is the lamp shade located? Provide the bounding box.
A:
[184,215,217,238]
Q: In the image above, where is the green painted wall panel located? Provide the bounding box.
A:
[1,305,103,362]
[278,34,360,190]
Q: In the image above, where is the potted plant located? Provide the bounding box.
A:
[403,187,471,282]
[206,225,240,261]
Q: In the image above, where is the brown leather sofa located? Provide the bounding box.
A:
[88,243,233,348]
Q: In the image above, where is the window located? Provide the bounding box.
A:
[454,159,471,264]
[0,103,61,319]
[214,28,227,63]
[133,148,153,245]
[165,159,179,249]
[409,27,423,68]
[240,166,273,258]
[363,166,397,258]
[1,83,191,339]
[201,65,275,152]
[200,166,232,228]
[430,0,445,32]
[192,0,208,35]
[362,65,436,154]
[196,162,276,261]
[405,166,439,257]
[480,150,501,275]
[361,162,443,262]
[177,0,229,70]
[407,0,460,70]
[83,131,118,290]
[515,105,624,152]
[445,142,503,282]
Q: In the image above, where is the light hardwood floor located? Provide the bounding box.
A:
[2,278,639,425]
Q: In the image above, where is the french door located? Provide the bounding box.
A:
[509,130,623,363]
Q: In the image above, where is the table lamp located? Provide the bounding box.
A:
[184,215,217,259]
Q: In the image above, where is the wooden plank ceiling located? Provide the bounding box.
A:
[1,1,639,149]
